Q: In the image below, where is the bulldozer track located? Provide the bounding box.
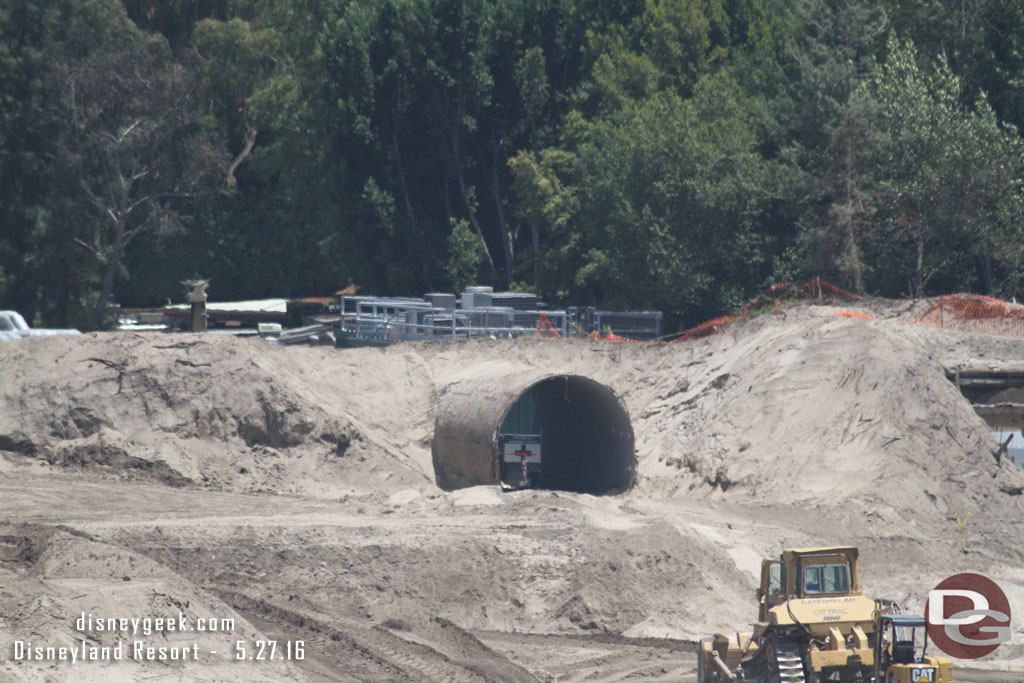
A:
[772,639,806,683]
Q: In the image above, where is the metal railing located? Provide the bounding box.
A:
[336,296,661,344]
[339,310,569,343]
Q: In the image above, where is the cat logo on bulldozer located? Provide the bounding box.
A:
[909,667,936,683]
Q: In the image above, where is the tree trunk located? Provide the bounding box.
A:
[93,225,126,328]
[844,133,863,292]
[448,125,497,278]
[490,138,514,287]
[226,128,258,187]
[392,132,417,231]
[443,179,452,222]
[531,221,540,291]
[977,253,993,294]
[914,228,925,299]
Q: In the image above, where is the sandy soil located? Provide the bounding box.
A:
[1,301,1022,681]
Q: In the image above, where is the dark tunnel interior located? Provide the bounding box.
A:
[506,376,635,494]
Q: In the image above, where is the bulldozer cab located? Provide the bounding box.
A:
[757,559,787,621]
[758,546,860,621]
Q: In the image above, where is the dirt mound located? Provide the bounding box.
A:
[632,307,1023,511]
[0,334,425,497]
[0,523,304,682]
[6,309,1021,511]
[2,304,1023,678]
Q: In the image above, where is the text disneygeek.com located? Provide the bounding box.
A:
[9,611,305,663]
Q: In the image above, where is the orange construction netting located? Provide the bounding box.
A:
[600,331,643,344]
[534,282,1024,343]
[913,294,1024,338]
[735,279,860,315]
[534,278,863,343]
[671,316,743,342]
[670,278,861,343]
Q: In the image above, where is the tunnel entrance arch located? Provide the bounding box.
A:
[432,365,635,494]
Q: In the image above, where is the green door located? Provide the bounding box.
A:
[499,392,542,488]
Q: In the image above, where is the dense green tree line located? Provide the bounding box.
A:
[3,0,1024,330]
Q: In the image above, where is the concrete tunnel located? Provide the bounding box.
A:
[431,364,636,494]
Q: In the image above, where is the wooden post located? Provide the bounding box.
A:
[190,301,207,332]
[182,279,209,333]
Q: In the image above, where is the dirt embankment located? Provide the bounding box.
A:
[1,303,1023,681]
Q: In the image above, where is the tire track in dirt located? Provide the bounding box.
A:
[214,589,537,682]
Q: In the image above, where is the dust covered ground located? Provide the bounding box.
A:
[1,302,1023,681]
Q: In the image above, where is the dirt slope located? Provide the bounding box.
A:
[1,303,1022,680]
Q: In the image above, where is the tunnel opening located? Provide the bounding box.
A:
[948,365,1024,468]
[432,369,635,495]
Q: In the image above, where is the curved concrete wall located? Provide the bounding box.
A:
[432,363,635,494]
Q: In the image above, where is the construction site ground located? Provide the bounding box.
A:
[1,300,1023,681]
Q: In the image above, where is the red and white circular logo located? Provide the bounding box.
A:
[925,573,1012,658]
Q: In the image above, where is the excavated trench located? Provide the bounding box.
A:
[432,365,635,494]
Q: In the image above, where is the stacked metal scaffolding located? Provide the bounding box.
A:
[337,287,661,346]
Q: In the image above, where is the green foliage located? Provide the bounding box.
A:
[5,0,1024,331]
[851,35,1024,297]
[0,0,84,323]
[889,0,1024,131]
[45,7,228,328]
[785,0,888,292]
[516,71,781,325]
[508,281,536,293]
[445,220,489,293]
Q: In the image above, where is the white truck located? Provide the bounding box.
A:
[0,310,81,342]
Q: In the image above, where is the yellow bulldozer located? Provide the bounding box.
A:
[697,546,952,682]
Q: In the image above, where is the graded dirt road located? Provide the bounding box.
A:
[1,302,1022,681]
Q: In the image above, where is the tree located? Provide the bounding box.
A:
[445,219,490,293]
[509,148,581,295]
[513,71,780,326]
[311,0,591,291]
[191,17,273,189]
[853,35,1024,297]
[48,19,226,327]
[889,0,1024,131]
[786,0,888,292]
[0,0,78,323]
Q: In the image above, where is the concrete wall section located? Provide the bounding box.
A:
[432,363,550,490]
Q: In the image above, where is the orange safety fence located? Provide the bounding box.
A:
[536,277,864,344]
[735,278,861,316]
[672,316,743,342]
[602,332,643,344]
[536,282,1024,344]
[913,294,1024,338]
[670,278,861,343]
[584,330,641,342]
